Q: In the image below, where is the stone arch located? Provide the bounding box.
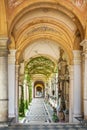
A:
[8,0,84,34]
[7,1,85,65]
[16,33,73,65]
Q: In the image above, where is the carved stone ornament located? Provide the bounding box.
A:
[8,0,25,8]
[72,0,87,7]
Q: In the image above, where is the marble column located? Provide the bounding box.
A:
[69,65,74,123]
[81,54,85,114]
[24,80,27,105]
[0,38,8,123]
[8,49,16,118]
[80,40,87,119]
[15,64,19,122]
[73,50,82,122]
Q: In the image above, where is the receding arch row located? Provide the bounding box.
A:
[9,2,84,45]
[16,33,73,65]
[25,54,58,67]
[15,21,74,49]
[8,0,85,32]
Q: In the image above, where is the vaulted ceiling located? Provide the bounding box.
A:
[3,0,87,81]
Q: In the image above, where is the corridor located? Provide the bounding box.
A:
[0,99,87,129]
[21,98,52,123]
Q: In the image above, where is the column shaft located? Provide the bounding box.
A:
[83,53,87,119]
[73,50,82,122]
[0,38,8,122]
[15,64,19,122]
[80,40,87,119]
[8,49,16,117]
[69,65,74,123]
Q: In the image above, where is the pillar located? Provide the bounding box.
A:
[69,65,74,123]
[73,50,82,122]
[15,64,19,122]
[0,38,8,123]
[81,54,85,113]
[8,49,16,118]
[80,40,87,119]
[24,80,27,102]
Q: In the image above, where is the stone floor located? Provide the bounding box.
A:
[22,98,52,123]
[0,98,87,130]
[0,124,87,130]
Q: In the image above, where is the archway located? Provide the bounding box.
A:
[7,0,84,124]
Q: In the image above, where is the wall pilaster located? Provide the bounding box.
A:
[73,50,82,122]
[0,38,8,123]
[8,49,16,118]
[15,64,20,122]
[80,39,87,119]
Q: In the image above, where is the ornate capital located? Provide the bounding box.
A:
[80,39,87,50]
[73,50,81,65]
[0,37,8,56]
[8,49,16,64]
[80,39,87,58]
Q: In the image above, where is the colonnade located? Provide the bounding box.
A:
[0,38,87,125]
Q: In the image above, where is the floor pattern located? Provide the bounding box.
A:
[23,98,51,123]
[0,124,87,130]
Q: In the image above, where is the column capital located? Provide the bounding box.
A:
[0,37,8,56]
[80,39,87,52]
[80,39,87,46]
[8,49,16,64]
[9,49,16,54]
[73,50,81,65]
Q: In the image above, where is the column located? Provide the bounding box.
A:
[27,85,29,103]
[0,38,8,123]
[15,64,20,122]
[81,54,85,114]
[24,80,27,102]
[73,50,82,122]
[69,65,74,123]
[80,40,87,119]
[8,49,16,118]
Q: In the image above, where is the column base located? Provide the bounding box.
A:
[73,114,82,123]
[84,100,87,120]
[0,122,8,127]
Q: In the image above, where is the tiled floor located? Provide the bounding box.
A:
[0,124,87,130]
[22,98,51,123]
[1,98,87,130]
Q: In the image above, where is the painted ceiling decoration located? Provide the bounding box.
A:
[6,0,87,65]
[8,0,24,8]
[25,56,56,78]
[8,0,87,8]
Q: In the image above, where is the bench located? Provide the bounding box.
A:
[74,116,87,127]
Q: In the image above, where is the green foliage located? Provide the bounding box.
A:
[24,100,28,109]
[28,84,32,103]
[19,85,25,117]
[25,56,56,77]
[52,113,59,122]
